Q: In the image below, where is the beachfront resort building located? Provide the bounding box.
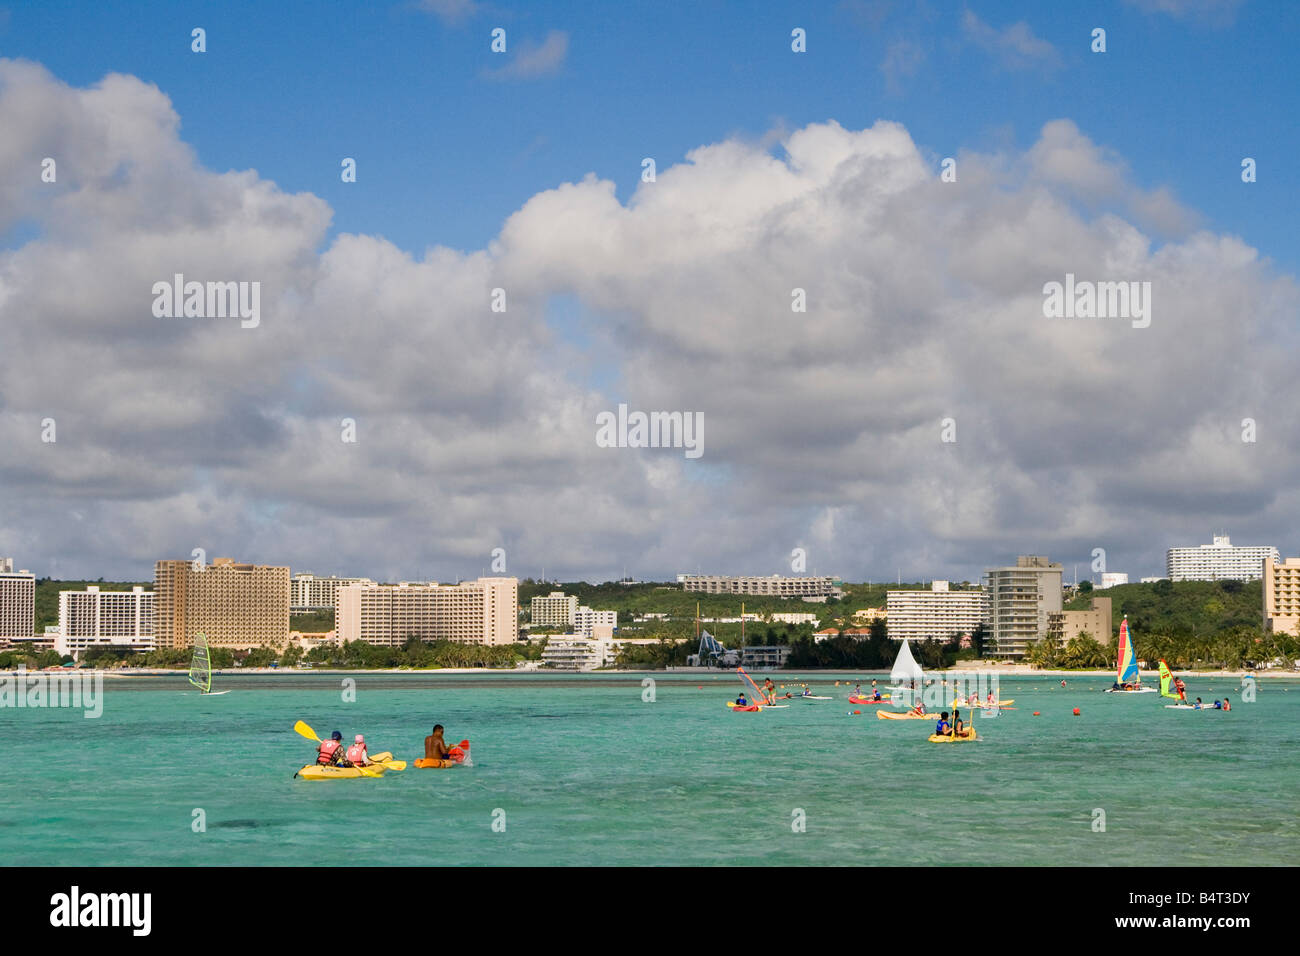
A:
[291,573,374,611]
[1263,557,1300,637]
[335,577,518,647]
[1097,573,1129,589]
[55,585,155,657]
[530,591,578,628]
[540,634,616,671]
[0,560,35,641]
[677,574,844,600]
[741,645,792,668]
[886,581,988,644]
[1166,534,1279,582]
[574,606,617,637]
[1047,596,1113,645]
[984,556,1064,660]
[154,558,291,651]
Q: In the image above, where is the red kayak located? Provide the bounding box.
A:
[848,695,887,705]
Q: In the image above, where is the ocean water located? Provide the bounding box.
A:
[3,671,1295,866]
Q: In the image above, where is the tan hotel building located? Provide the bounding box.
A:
[154,558,290,650]
[336,577,518,647]
[1264,557,1300,637]
[0,559,36,641]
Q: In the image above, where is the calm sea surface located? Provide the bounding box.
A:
[4,671,1295,866]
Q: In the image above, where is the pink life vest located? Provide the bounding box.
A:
[317,739,341,765]
[346,743,368,765]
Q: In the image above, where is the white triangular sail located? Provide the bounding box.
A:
[889,639,925,705]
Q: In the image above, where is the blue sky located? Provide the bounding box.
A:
[3,0,1299,584]
[4,0,1293,268]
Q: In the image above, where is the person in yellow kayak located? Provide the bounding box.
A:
[345,734,370,767]
[950,708,967,738]
[425,724,453,761]
[316,730,345,766]
[910,698,926,716]
[935,711,951,736]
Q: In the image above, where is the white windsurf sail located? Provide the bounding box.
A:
[187,632,212,694]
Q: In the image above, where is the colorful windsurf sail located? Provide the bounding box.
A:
[188,632,212,694]
[737,666,768,702]
[1116,617,1140,686]
[1158,659,1180,699]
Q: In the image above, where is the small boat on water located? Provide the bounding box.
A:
[1103,617,1155,693]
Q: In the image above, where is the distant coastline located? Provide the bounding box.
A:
[12,665,1290,680]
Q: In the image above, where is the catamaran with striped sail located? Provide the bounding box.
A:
[1103,616,1154,693]
[186,633,230,696]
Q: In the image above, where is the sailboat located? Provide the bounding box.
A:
[187,633,230,695]
[888,638,925,707]
[1102,616,1154,693]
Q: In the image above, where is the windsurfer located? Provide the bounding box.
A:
[762,678,777,705]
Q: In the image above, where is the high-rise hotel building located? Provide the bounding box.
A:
[0,559,36,641]
[984,556,1063,659]
[57,585,155,656]
[1263,557,1300,637]
[154,558,290,650]
[291,573,375,611]
[1166,534,1278,582]
[530,591,578,628]
[336,577,518,647]
[886,581,988,643]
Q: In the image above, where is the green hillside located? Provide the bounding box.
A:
[519,579,935,621]
[34,579,150,632]
[1064,579,1263,638]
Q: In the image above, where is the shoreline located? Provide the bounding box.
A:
[5,665,1293,680]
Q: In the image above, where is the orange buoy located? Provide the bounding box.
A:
[853,710,860,715]
[1032,711,1041,716]
[1072,707,1081,715]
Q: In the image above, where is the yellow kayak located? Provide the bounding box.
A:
[951,698,1014,708]
[877,710,936,720]
[296,750,403,780]
[928,728,978,743]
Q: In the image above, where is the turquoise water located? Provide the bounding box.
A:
[4,671,1296,866]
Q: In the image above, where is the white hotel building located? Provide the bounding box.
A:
[677,574,843,599]
[886,581,988,643]
[574,606,617,637]
[1166,535,1279,582]
[530,591,579,628]
[336,577,518,647]
[0,559,36,641]
[56,585,155,657]
[291,573,375,611]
